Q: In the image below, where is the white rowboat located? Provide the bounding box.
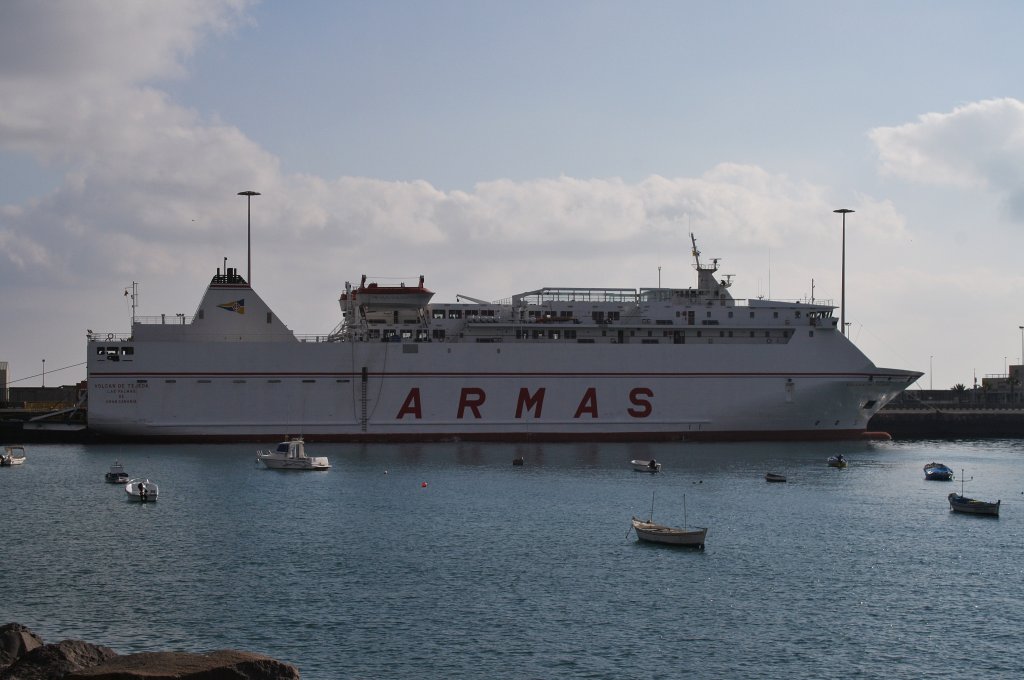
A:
[631,517,707,547]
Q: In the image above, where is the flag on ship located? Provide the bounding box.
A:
[217,299,245,314]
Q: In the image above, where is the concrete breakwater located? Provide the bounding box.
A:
[868,408,1024,439]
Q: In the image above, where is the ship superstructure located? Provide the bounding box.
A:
[86,236,920,441]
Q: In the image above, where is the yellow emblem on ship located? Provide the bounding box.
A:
[217,299,245,314]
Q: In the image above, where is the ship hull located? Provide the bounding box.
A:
[87,336,916,442]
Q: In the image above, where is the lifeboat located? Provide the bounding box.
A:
[339,274,434,310]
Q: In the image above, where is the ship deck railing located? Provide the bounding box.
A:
[512,287,641,305]
[505,289,836,308]
[88,331,337,343]
[131,314,195,325]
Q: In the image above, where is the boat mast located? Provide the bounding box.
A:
[959,469,972,496]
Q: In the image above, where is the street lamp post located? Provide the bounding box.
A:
[929,356,933,391]
[834,209,854,336]
[238,190,261,285]
[41,359,45,388]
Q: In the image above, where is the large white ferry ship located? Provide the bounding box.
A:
[86,236,920,441]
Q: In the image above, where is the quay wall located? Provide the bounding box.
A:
[867,408,1024,440]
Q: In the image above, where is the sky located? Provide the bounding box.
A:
[3,0,1024,393]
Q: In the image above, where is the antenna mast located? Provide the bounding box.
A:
[125,281,138,325]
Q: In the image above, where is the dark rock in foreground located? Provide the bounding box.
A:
[0,625,299,680]
[0,624,43,669]
[1,640,117,680]
[68,650,301,679]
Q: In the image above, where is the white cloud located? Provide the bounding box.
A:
[0,0,246,86]
[869,98,1024,205]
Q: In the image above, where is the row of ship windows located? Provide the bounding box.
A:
[96,326,812,361]
[514,329,798,341]
[95,347,134,360]
[432,309,499,319]
[136,379,352,384]
[365,328,798,342]
[430,308,827,321]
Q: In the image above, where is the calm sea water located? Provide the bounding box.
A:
[2,439,1022,679]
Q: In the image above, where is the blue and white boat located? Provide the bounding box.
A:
[923,462,954,481]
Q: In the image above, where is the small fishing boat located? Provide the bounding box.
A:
[125,478,159,502]
[827,454,848,468]
[923,462,954,481]
[948,469,999,516]
[257,437,330,471]
[765,472,787,483]
[105,461,130,483]
[1,445,26,466]
[631,517,707,547]
[948,493,1000,516]
[629,492,707,548]
[631,459,661,473]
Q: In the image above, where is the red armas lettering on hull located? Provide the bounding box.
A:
[457,388,486,419]
[395,386,656,420]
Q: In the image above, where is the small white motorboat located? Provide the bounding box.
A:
[1,446,26,466]
[631,459,661,473]
[827,454,848,468]
[125,478,159,502]
[257,437,330,471]
[105,461,130,483]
